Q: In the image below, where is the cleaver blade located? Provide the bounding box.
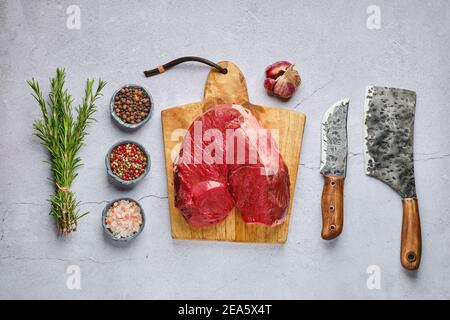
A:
[364,85,422,270]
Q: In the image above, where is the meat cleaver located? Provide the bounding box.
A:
[364,86,421,270]
[320,99,349,240]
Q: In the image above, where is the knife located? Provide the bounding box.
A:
[320,99,349,240]
[364,86,421,270]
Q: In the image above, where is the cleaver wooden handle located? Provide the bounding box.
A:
[401,199,422,270]
[321,176,344,240]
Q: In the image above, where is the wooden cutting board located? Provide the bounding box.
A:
[161,61,306,243]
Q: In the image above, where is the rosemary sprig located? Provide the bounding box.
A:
[28,68,106,235]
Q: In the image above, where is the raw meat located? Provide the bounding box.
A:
[174,104,290,227]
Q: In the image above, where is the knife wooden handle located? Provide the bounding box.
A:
[321,176,344,240]
[401,198,422,270]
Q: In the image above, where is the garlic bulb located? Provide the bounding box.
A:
[264,61,301,99]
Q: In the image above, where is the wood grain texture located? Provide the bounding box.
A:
[161,61,306,243]
[321,176,344,240]
[401,198,422,270]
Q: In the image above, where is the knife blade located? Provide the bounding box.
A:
[320,98,349,240]
[364,85,421,270]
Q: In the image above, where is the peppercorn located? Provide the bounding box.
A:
[110,143,148,181]
[113,87,151,125]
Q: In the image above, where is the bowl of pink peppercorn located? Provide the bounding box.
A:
[105,140,150,188]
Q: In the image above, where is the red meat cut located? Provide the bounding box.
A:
[174,104,290,227]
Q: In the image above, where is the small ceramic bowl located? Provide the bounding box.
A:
[110,84,153,130]
[102,197,146,242]
[105,140,150,188]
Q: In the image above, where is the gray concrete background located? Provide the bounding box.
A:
[0,0,449,299]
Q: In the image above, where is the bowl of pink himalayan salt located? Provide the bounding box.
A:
[102,198,145,241]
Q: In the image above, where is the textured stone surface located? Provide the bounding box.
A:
[0,0,449,299]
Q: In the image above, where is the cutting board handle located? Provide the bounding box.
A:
[203,61,249,111]
[401,198,422,270]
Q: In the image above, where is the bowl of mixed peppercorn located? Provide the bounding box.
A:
[106,140,150,187]
[110,84,152,129]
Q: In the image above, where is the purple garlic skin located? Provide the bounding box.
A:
[264,61,301,99]
[265,61,292,79]
[264,78,276,92]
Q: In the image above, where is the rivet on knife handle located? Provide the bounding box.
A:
[401,199,422,270]
[321,176,344,240]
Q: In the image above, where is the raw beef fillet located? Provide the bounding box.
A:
[174,104,290,227]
